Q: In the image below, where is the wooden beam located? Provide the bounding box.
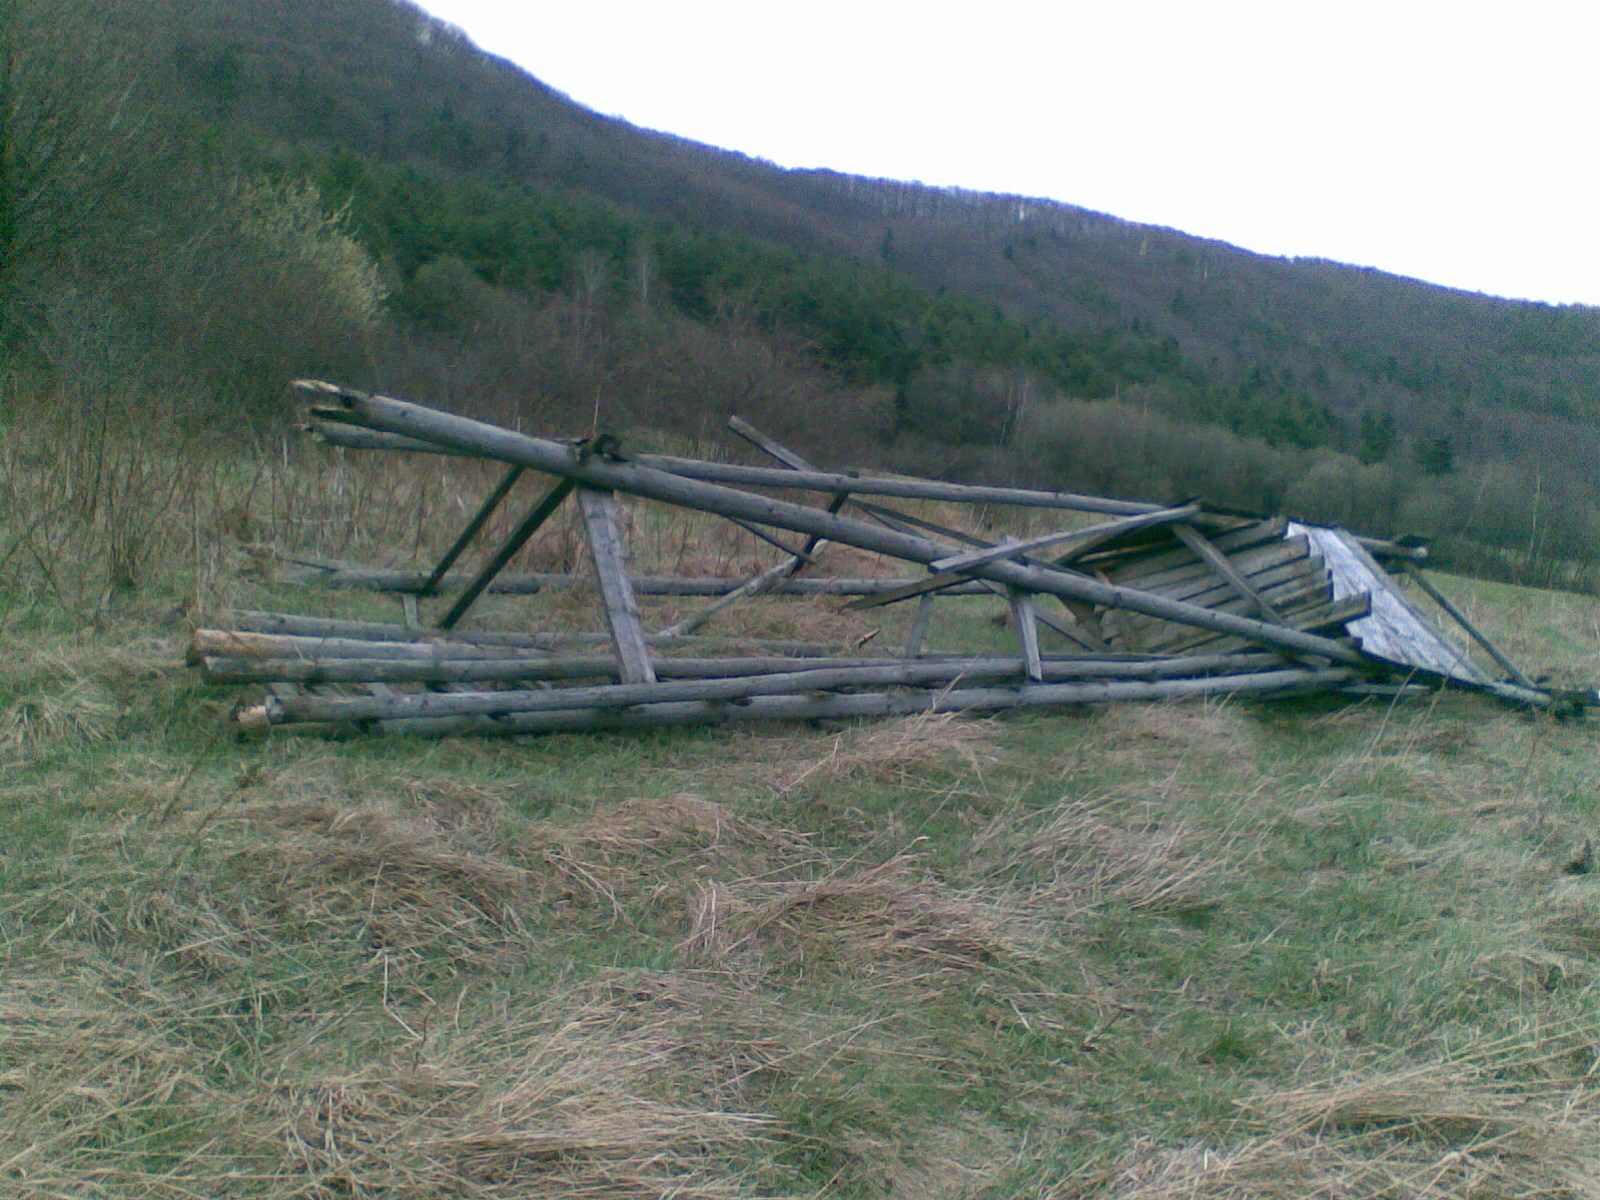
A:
[1010,589,1044,681]
[437,478,575,631]
[904,593,935,656]
[576,487,656,684]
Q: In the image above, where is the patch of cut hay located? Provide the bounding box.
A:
[267,1003,778,1199]
[977,795,1227,915]
[775,710,998,793]
[680,851,1043,979]
[1072,1034,1600,1200]
[529,794,817,916]
[241,798,535,963]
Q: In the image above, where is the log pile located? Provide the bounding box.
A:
[188,381,1564,738]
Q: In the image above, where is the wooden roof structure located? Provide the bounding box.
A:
[188,381,1561,738]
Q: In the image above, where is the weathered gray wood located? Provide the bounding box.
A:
[728,417,1108,653]
[656,550,822,639]
[1099,519,1291,583]
[1398,563,1537,690]
[1289,522,1483,684]
[438,478,575,630]
[211,647,1287,687]
[929,505,1200,574]
[1009,589,1044,681]
[904,593,935,657]
[319,386,1367,664]
[217,617,851,658]
[576,487,656,684]
[205,652,979,686]
[272,558,990,597]
[1172,523,1287,625]
[422,464,525,595]
[247,665,1357,736]
[254,659,1345,725]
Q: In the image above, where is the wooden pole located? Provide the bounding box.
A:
[1398,563,1538,690]
[929,504,1200,574]
[576,487,656,683]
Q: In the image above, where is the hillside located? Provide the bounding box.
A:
[5,0,1600,582]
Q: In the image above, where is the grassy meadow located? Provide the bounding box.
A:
[5,412,1600,1197]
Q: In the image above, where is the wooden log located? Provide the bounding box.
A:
[421,464,525,595]
[209,647,1287,687]
[928,504,1200,574]
[319,385,1366,665]
[246,665,1358,736]
[252,658,1342,724]
[270,559,991,597]
[576,487,656,683]
[304,417,474,457]
[214,618,853,659]
[438,478,575,630]
[203,652,974,686]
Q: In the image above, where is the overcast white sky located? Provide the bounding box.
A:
[415,1,1600,306]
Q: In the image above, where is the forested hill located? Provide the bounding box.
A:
[7,0,1600,579]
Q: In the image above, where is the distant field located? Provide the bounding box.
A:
[5,511,1600,1197]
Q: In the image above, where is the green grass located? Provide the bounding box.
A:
[6,527,1600,1196]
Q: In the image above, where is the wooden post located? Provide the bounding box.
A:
[438,478,575,630]
[904,593,935,657]
[1009,588,1044,681]
[576,487,656,684]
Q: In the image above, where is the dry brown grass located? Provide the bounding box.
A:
[680,851,1045,981]
[1072,1032,1600,1200]
[773,710,1000,794]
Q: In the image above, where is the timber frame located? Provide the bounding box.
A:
[188,380,1575,739]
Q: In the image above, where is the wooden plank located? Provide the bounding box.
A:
[576,487,656,684]
[437,478,575,630]
[1107,534,1309,598]
[929,504,1200,574]
[904,593,935,657]
[1098,518,1290,583]
[1288,523,1486,685]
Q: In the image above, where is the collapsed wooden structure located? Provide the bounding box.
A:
[190,381,1559,737]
